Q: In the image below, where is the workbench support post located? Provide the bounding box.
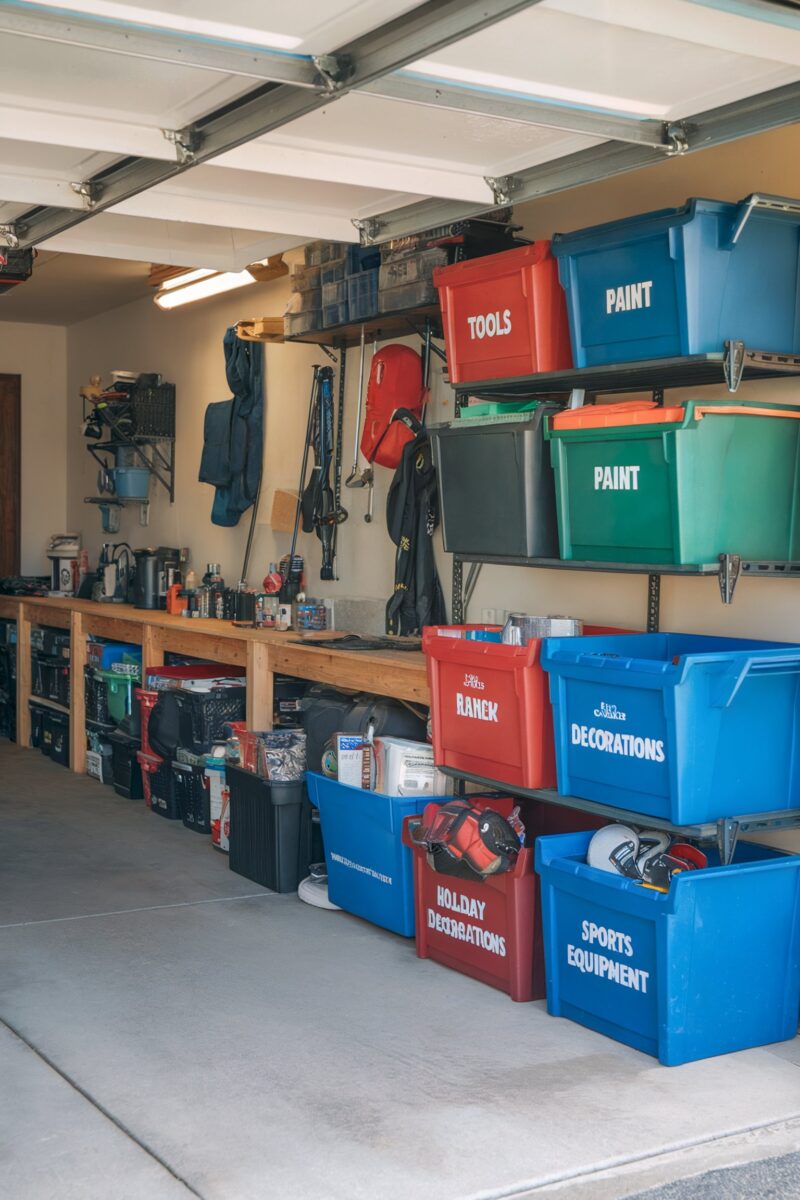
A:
[247,640,273,730]
[70,610,87,774]
[141,624,164,675]
[16,601,31,749]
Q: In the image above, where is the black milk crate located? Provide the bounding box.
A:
[274,675,307,728]
[227,766,313,893]
[0,696,16,741]
[131,382,175,438]
[176,686,246,754]
[149,758,180,819]
[110,731,144,799]
[29,700,47,751]
[30,627,70,657]
[0,644,15,692]
[172,760,211,833]
[84,666,112,725]
[31,652,70,707]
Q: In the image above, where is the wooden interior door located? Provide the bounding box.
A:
[0,374,21,577]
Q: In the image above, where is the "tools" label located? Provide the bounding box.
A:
[466,309,512,340]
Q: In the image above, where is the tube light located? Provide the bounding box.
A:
[158,268,218,292]
[154,270,257,310]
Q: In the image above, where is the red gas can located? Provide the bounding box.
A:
[423,625,630,789]
[403,797,602,1001]
[434,243,572,384]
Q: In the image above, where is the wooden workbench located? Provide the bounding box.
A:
[0,595,429,775]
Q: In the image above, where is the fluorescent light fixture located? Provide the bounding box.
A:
[154,269,257,310]
[158,267,218,292]
[24,0,303,50]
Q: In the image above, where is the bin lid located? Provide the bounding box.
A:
[551,401,684,430]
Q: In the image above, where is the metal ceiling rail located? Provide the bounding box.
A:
[0,4,320,84]
[0,0,544,250]
[357,79,800,242]
[365,75,672,150]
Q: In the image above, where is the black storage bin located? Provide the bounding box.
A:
[227,766,312,892]
[30,627,70,657]
[32,652,71,707]
[85,666,111,726]
[274,675,307,728]
[109,731,144,799]
[430,404,560,558]
[302,686,427,774]
[0,644,15,693]
[172,761,211,833]
[43,710,70,767]
[176,686,246,754]
[150,758,180,819]
[29,699,47,751]
[131,382,175,438]
[0,696,16,741]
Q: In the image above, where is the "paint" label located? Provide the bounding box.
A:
[594,465,640,491]
[605,281,653,314]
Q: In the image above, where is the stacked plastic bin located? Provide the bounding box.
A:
[345,243,380,323]
[534,632,800,1064]
[84,640,142,792]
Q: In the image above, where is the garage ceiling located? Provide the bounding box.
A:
[0,0,799,268]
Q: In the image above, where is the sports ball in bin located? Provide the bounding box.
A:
[536,830,800,1065]
[433,243,572,384]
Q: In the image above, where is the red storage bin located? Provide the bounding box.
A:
[145,664,245,686]
[403,797,602,1001]
[423,625,629,789]
[433,243,572,384]
[135,688,160,760]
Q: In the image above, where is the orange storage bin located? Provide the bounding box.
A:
[433,243,572,384]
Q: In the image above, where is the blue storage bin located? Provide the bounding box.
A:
[552,195,800,366]
[347,268,379,322]
[306,771,429,936]
[87,640,142,671]
[321,301,349,328]
[541,632,800,823]
[346,244,381,274]
[536,830,800,1065]
[112,466,150,498]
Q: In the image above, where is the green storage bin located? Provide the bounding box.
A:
[546,399,800,564]
[97,667,141,724]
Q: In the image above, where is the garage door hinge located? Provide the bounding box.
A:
[312,53,354,92]
[0,224,20,248]
[485,175,520,206]
[162,126,203,165]
[353,217,383,245]
[665,122,690,156]
[71,181,103,209]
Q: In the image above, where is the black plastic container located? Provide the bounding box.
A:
[150,759,180,819]
[176,687,246,754]
[0,644,16,693]
[109,730,144,799]
[430,404,560,559]
[43,709,70,767]
[172,761,211,833]
[85,666,112,726]
[0,697,16,742]
[227,766,313,892]
[29,699,47,751]
[30,627,70,657]
[274,675,307,728]
[32,652,71,707]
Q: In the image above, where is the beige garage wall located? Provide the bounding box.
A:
[0,321,67,575]
[66,124,800,648]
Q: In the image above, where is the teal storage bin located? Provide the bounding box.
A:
[552,195,800,366]
[536,830,800,1066]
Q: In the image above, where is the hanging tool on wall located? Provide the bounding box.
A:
[291,364,347,581]
[345,326,375,523]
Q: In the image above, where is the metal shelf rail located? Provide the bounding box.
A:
[441,767,800,865]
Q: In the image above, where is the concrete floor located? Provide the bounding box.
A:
[2,742,799,1200]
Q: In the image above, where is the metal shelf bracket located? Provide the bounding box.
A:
[724,339,746,392]
[718,553,742,604]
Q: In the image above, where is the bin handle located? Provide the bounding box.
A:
[727,193,800,247]
[694,405,800,422]
[711,652,800,708]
